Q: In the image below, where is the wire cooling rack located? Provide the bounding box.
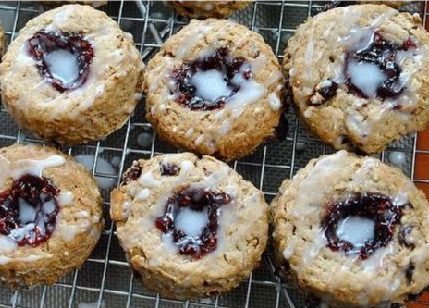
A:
[0,1,428,307]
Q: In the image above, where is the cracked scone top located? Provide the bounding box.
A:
[0,4,144,144]
[167,1,252,19]
[110,153,268,299]
[144,19,285,161]
[272,150,429,306]
[0,144,104,288]
[284,4,429,153]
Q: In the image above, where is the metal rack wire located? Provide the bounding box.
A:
[0,1,427,307]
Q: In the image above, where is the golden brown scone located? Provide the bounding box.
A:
[284,4,429,153]
[272,150,429,306]
[0,22,6,58]
[0,5,143,144]
[144,19,285,161]
[0,143,104,288]
[111,153,268,299]
[359,1,408,8]
[168,1,252,19]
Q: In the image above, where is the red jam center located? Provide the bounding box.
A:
[160,162,179,176]
[0,175,59,246]
[28,31,94,93]
[322,192,404,259]
[155,188,231,258]
[345,32,415,100]
[170,47,251,111]
[307,32,417,106]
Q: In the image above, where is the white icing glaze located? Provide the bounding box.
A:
[302,229,326,266]
[347,60,387,98]
[337,217,374,251]
[0,235,18,254]
[191,69,232,102]
[53,7,74,26]
[268,92,282,111]
[291,150,350,217]
[362,243,394,272]
[9,223,36,242]
[58,223,81,242]
[117,200,131,220]
[185,128,194,138]
[136,188,151,201]
[9,192,60,244]
[127,159,196,220]
[342,27,374,52]
[185,62,268,150]
[176,23,218,59]
[194,135,205,146]
[370,8,397,29]
[160,232,179,254]
[303,107,314,118]
[57,191,74,206]
[391,191,409,206]
[175,207,209,237]
[44,49,79,85]
[11,155,66,179]
[138,171,161,187]
[19,254,47,262]
[345,112,373,141]
[283,237,297,259]
[19,198,37,224]
[4,252,45,267]
[179,160,194,174]
[229,72,265,108]
[75,211,90,218]
[192,166,229,190]
[0,256,9,265]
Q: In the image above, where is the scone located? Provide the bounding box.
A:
[0,143,104,288]
[110,153,268,299]
[0,5,143,144]
[359,1,408,8]
[272,150,429,306]
[144,19,285,161]
[284,4,429,153]
[168,1,252,19]
[0,22,5,58]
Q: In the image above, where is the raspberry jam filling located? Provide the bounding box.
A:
[308,80,339,106]
[160,162,179,176]
[28,31,94,93]
[121,164,142,185]
[0,175,59,246]
[345,32,415,100]
[155,188,231,258]
[322,192,404,259]
[170,47,251,111]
